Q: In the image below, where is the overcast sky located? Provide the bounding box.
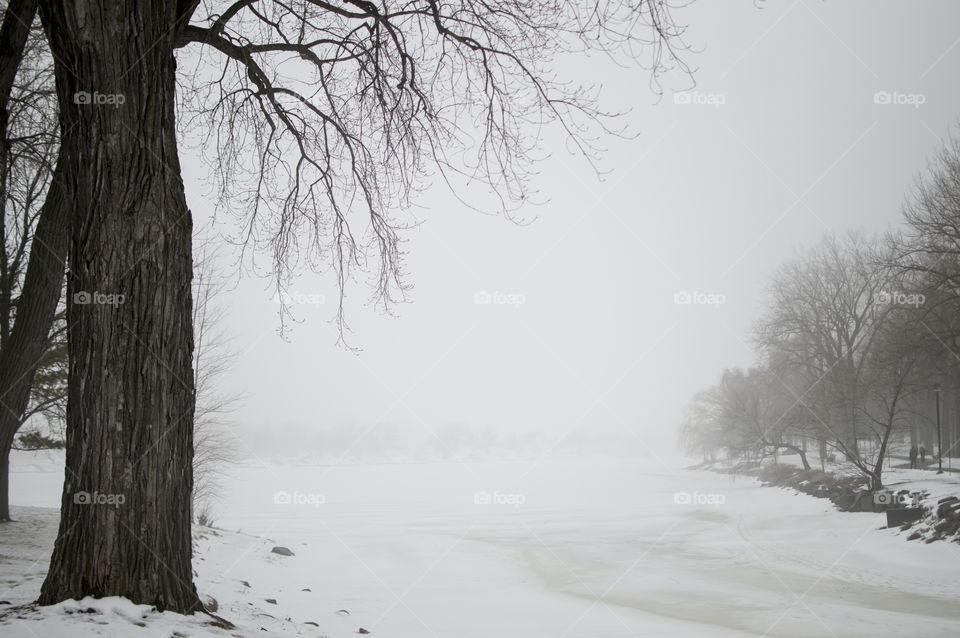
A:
[178,0,960,459]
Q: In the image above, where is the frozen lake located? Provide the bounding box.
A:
[8,452,960,636]
[206,457,960,637]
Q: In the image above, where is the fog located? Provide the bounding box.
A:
[172,0,960,463]
[9,2,960,636]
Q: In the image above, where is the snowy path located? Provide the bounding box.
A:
[4,453,960,637]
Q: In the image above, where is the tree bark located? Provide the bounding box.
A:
[0,0,41,349]
[0,0,37,100]
[870,421,895,491]
[0,427,11,520]
[37,0,200,613]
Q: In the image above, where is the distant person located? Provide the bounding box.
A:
[919,442,926,465]
[909,444,918,469]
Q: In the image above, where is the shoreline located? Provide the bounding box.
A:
[687,459,960,544]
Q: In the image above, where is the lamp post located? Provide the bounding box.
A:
[934,383,944,474]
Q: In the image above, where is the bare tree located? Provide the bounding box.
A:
[895,129,960,297]
[679,386,726,464]
[682,366,814,470]
[756,233,928,489]
[33,0,688,612]
[684,134,960,487]
[891,129,960,461]
[172,1,691,331]
[191,236,239,526]
[0,2,66,522]
[718,367,812,470]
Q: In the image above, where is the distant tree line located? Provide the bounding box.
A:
[681,131,960,490]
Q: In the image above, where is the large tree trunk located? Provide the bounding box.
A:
[37,0,200,613]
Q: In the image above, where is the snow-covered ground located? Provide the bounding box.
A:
[4,449,960,637]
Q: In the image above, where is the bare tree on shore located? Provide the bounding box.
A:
[0,5,64,522]
[18,0,689,611]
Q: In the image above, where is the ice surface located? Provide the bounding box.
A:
[4,450,960,637]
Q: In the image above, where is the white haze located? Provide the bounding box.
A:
[177,0,960,462]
